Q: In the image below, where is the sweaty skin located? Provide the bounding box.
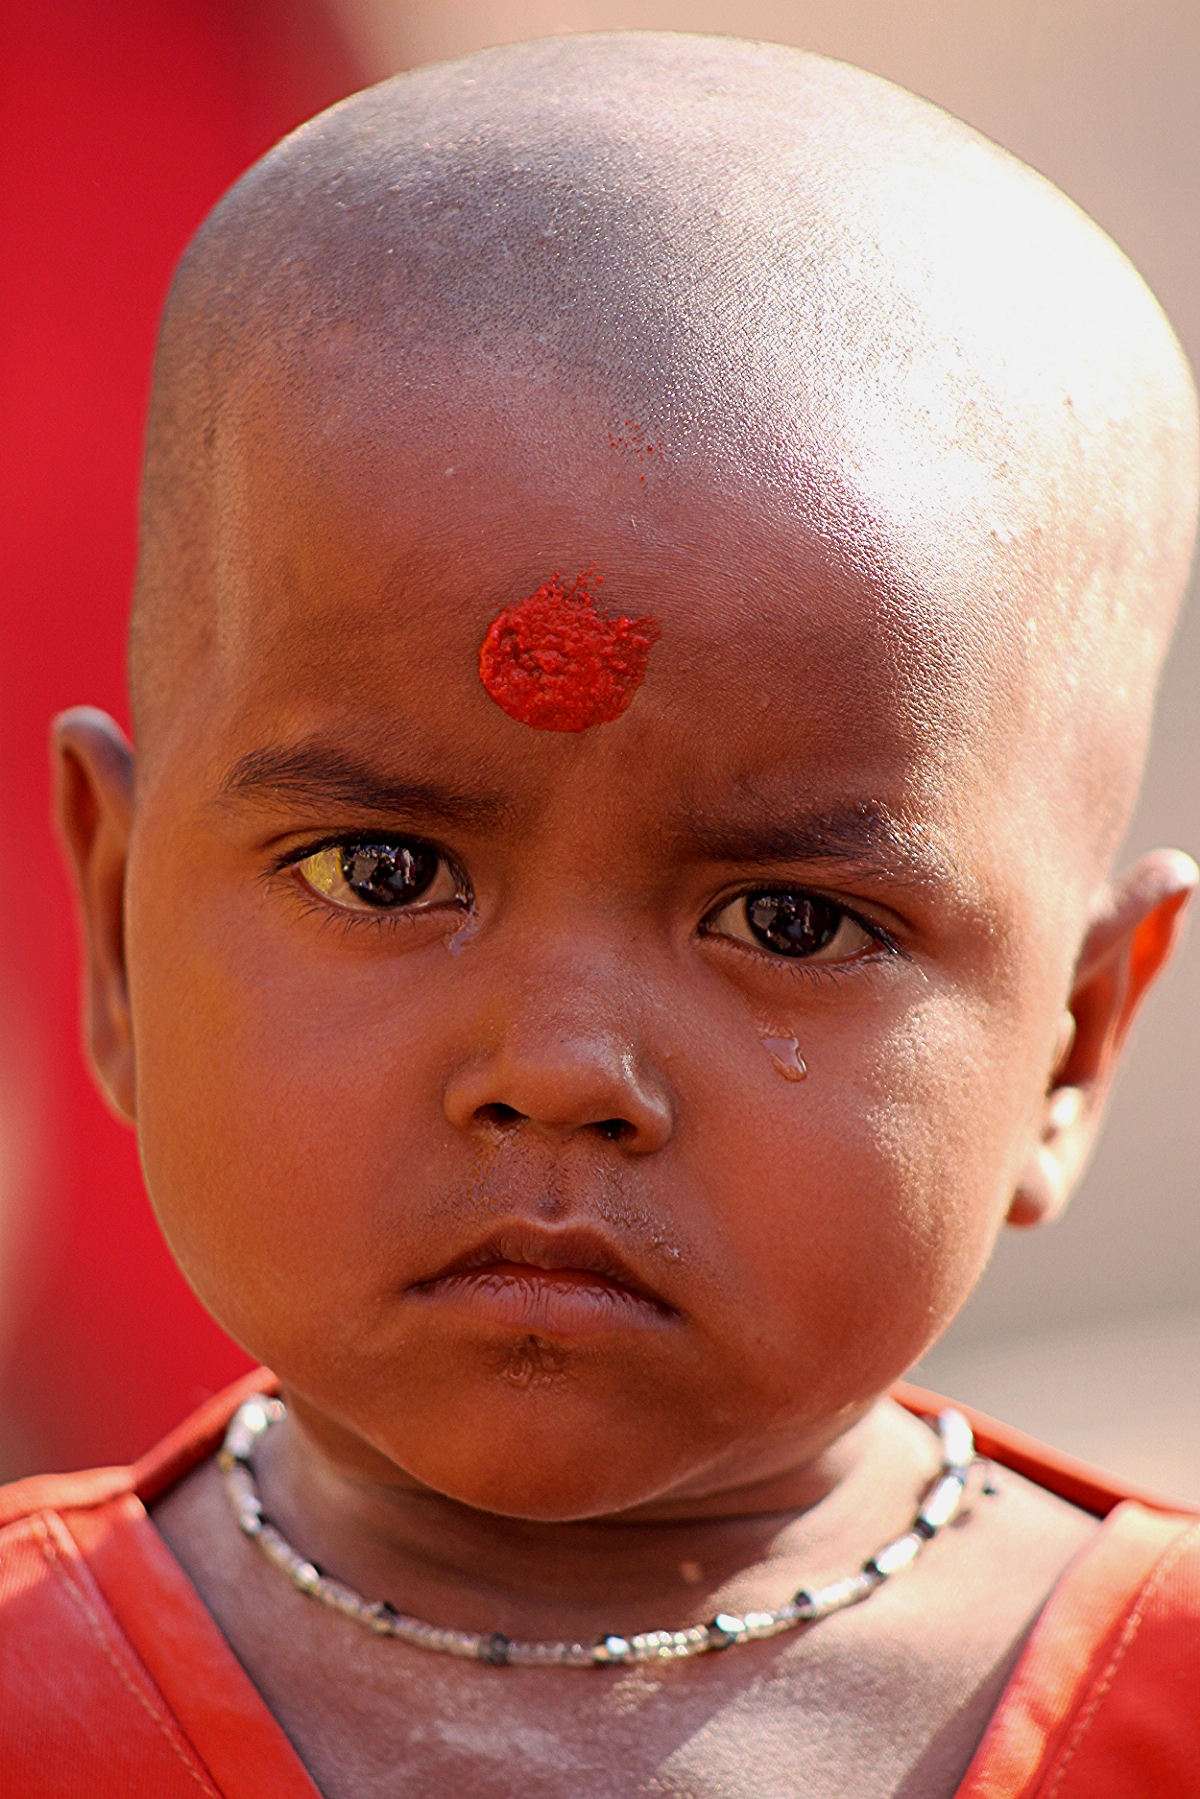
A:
[55,34,1198,1799]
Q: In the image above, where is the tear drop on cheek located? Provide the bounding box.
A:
[447,915,481,957]
[761,1036,807,1082]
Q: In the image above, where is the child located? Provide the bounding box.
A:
[3,32,1198,1798]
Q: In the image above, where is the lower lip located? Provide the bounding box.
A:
[410,1263,672,1336]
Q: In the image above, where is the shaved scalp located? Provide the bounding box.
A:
[131,32,1198,862]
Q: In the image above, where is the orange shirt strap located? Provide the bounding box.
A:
[133,1366,281,1506]
[892,1379,1199,1519]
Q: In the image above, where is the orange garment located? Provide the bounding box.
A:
[1,1371,1197,1797]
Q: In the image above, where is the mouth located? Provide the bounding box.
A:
[407,1226,677,1338]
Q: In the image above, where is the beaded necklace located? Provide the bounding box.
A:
[220,1394,975,1669]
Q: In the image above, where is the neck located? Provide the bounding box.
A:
[249,1395,943,1643]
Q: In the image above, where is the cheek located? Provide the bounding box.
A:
[128,888,452,1357]
[686,988,1029,1399]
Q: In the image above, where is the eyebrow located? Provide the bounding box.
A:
[217,742,509,829]
[682,800,947,885]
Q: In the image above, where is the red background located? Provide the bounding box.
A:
[1,0,358,1475]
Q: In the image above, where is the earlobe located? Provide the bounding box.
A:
[53,708,138,1123]
[1007,849,1198,1230]
[1008,1080,1086,1227]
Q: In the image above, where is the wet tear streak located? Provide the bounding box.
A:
[762,1036,808,1082]
[479,573,660,732]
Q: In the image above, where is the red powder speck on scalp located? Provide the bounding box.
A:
[479,574,661,732]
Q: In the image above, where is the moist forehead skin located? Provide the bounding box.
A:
[130,30,1198,868]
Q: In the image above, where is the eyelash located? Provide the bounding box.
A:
[287,886,411,941]
[272,835,454,873]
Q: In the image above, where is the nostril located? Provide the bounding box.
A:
[476,1103,524,1130]
[474,1106,633,1141]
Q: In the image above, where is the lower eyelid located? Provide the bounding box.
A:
[705,933,890,974]
[289,873,466,922]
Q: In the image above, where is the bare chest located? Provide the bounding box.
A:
[245,1624,1021,1799]
[170,1531,1028,1799]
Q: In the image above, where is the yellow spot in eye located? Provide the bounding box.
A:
[299,847,343,897]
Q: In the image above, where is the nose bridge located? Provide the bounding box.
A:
[441,921,674,1152]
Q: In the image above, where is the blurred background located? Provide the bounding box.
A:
[2,1,1196,1496]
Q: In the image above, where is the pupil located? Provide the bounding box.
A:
[746,892,841,957]
[341,842,438,908]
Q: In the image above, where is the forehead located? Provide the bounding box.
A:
[204,345,1030,795]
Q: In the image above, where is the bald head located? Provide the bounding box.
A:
[131,32,1197,864]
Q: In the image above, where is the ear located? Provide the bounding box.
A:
[53,708,137,1123]
[1008,849,1198,1228]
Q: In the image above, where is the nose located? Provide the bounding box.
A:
[443,1026,674,1154]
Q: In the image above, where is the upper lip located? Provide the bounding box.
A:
[412,1225,673,1310]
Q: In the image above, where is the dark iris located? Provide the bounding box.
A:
[745,892,843,957]
[341,842,439,909]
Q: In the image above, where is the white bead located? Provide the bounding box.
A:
[869,1532,923,1577]
[919,1472,966,1531]
[938,1409,974,1472]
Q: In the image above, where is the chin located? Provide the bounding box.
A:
[376,1376,704,1522]
[415,1454,675,1523]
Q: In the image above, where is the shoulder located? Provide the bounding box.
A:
[0,1364,273,1628]
[1058,1501,1200,1714]
[894,1383,1200,1788]
[895,1378,1200,1796]
[0,1463,138,1663]
[0,1371,277,1798]
[956,1501,1200,1797]
[0,1473,216,1796]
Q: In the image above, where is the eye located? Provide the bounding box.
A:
[293,840,462,914]
[705,890,876,962]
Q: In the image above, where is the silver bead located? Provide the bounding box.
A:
[917,1471,966,1533]
[938,1409,974,1474]
[741,1611,780,1638]
[291,1560,321,1594]
[867,1531,923,1578]
[808,1571,880,1616]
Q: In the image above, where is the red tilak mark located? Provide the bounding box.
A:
[479,574,661,732]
